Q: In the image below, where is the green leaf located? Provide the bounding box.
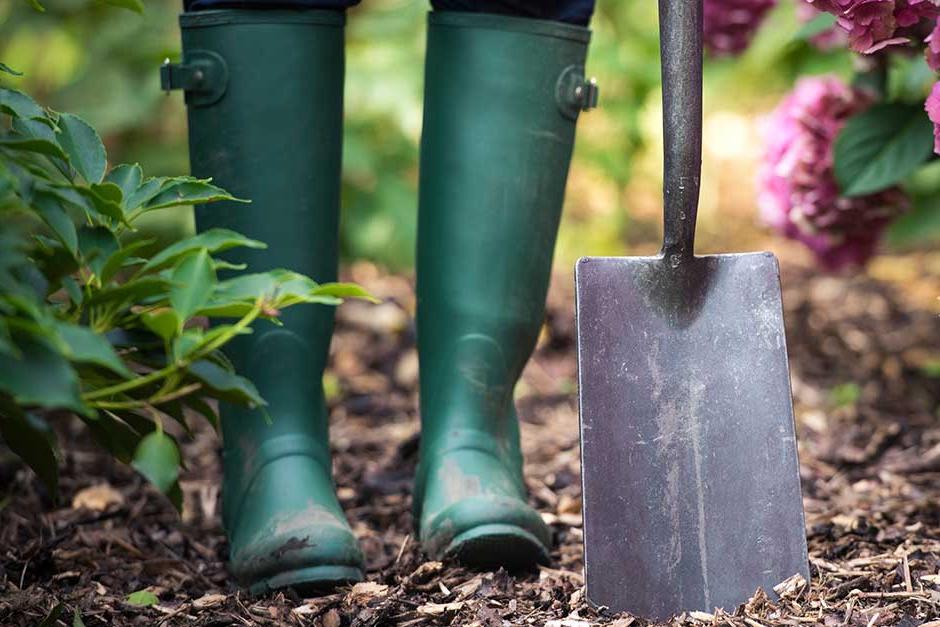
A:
[793,12,837,42]
[72,184,124,222]
[888,193,940,246]
[105,163,142,202]
[188,359,265,407]
[78,226,120,279]
[0,87,44,120]
[132,430,179,493]
[123,177,163,211]
[72,608,85,627]
[169,248,215,324]
[141,228,265,273]
[143,179,242,211]
[62,277,82,306]
[834,103,934,197]
[23,0,46,12]
[312,282,379,302]
[84,410,148,464]
[0,136,69,161]
[0,63,23,76]
[100,0,144,13]
[56,113,107,184]
[172,328,203,362]
[125,589,160,607]
[0,336,86,413]
[100,238,153,284]
[84,277,169,308]
[54,322,133,378]
[0,406,58,494]
[33,191,79,256]
[140,309,180,342]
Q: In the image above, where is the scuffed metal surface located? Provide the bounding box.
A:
[576,253,810,620]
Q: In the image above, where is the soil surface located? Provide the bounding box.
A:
[1,255,939,626]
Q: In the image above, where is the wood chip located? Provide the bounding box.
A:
[416,601,464,616]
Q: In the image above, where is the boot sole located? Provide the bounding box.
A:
[444,523,550,571]
[248,565,364,596]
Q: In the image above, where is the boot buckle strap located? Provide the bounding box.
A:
[161,50,228,107]
[556,65,599,120]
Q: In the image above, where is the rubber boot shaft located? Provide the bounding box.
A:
[415,12,591,567]
[179,8,363,590]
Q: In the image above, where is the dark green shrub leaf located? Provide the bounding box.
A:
[105,163,142,201]
[100,238,153,284]
[125,590,159,607]
[84,410,148,464]
[140,309,180,342]
[0,87,44,120]
[141,228,265,273]
[33,192,79,255]
[56,113,107,184]
[73,185,124,222]
[172,328,203,362]
[169,248,215,324]
[834,103,934,197]
[84,277,169,308]
[188,359,264,407]
[312,282,378,302]
[54,322,133,378]
[143,179,242,211]
[0,336,85,413]
[132,430,179,493]
[0,136,69,161]
[78,226,119,278]
[0,405,58,494]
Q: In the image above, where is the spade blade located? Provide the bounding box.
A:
[575,253,809,621]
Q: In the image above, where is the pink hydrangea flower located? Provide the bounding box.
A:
[805,0,940,53]
[703,0,778,56]
[758,76,909,269]
[925,18,940,69]
[925,81,940,153]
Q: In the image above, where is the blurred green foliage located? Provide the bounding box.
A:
[6,0,922,272]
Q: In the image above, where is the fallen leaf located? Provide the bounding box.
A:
[125,589,159,607]
[72,483,124,511]
[349,581,389,601]
[192,593,226,609]
[321,608,342,627]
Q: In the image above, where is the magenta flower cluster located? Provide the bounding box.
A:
[806,0,940,53]
[759,76,909,269]
[703,0,778,56]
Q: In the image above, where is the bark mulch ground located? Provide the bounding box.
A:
[0,256,938,626]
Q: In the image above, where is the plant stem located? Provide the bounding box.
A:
[81,301,262,402]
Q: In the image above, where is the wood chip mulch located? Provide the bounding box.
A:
[0,257,938,626]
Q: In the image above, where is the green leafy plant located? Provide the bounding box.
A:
[0,76,371,504]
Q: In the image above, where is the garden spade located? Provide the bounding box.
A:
[574,0,809,620]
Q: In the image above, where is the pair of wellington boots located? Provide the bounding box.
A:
[172,9,595,593]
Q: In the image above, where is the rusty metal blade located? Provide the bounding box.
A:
[575,253,809,620]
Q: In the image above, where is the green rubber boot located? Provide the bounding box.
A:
[172,9,363,593]
[415,12,596,569]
